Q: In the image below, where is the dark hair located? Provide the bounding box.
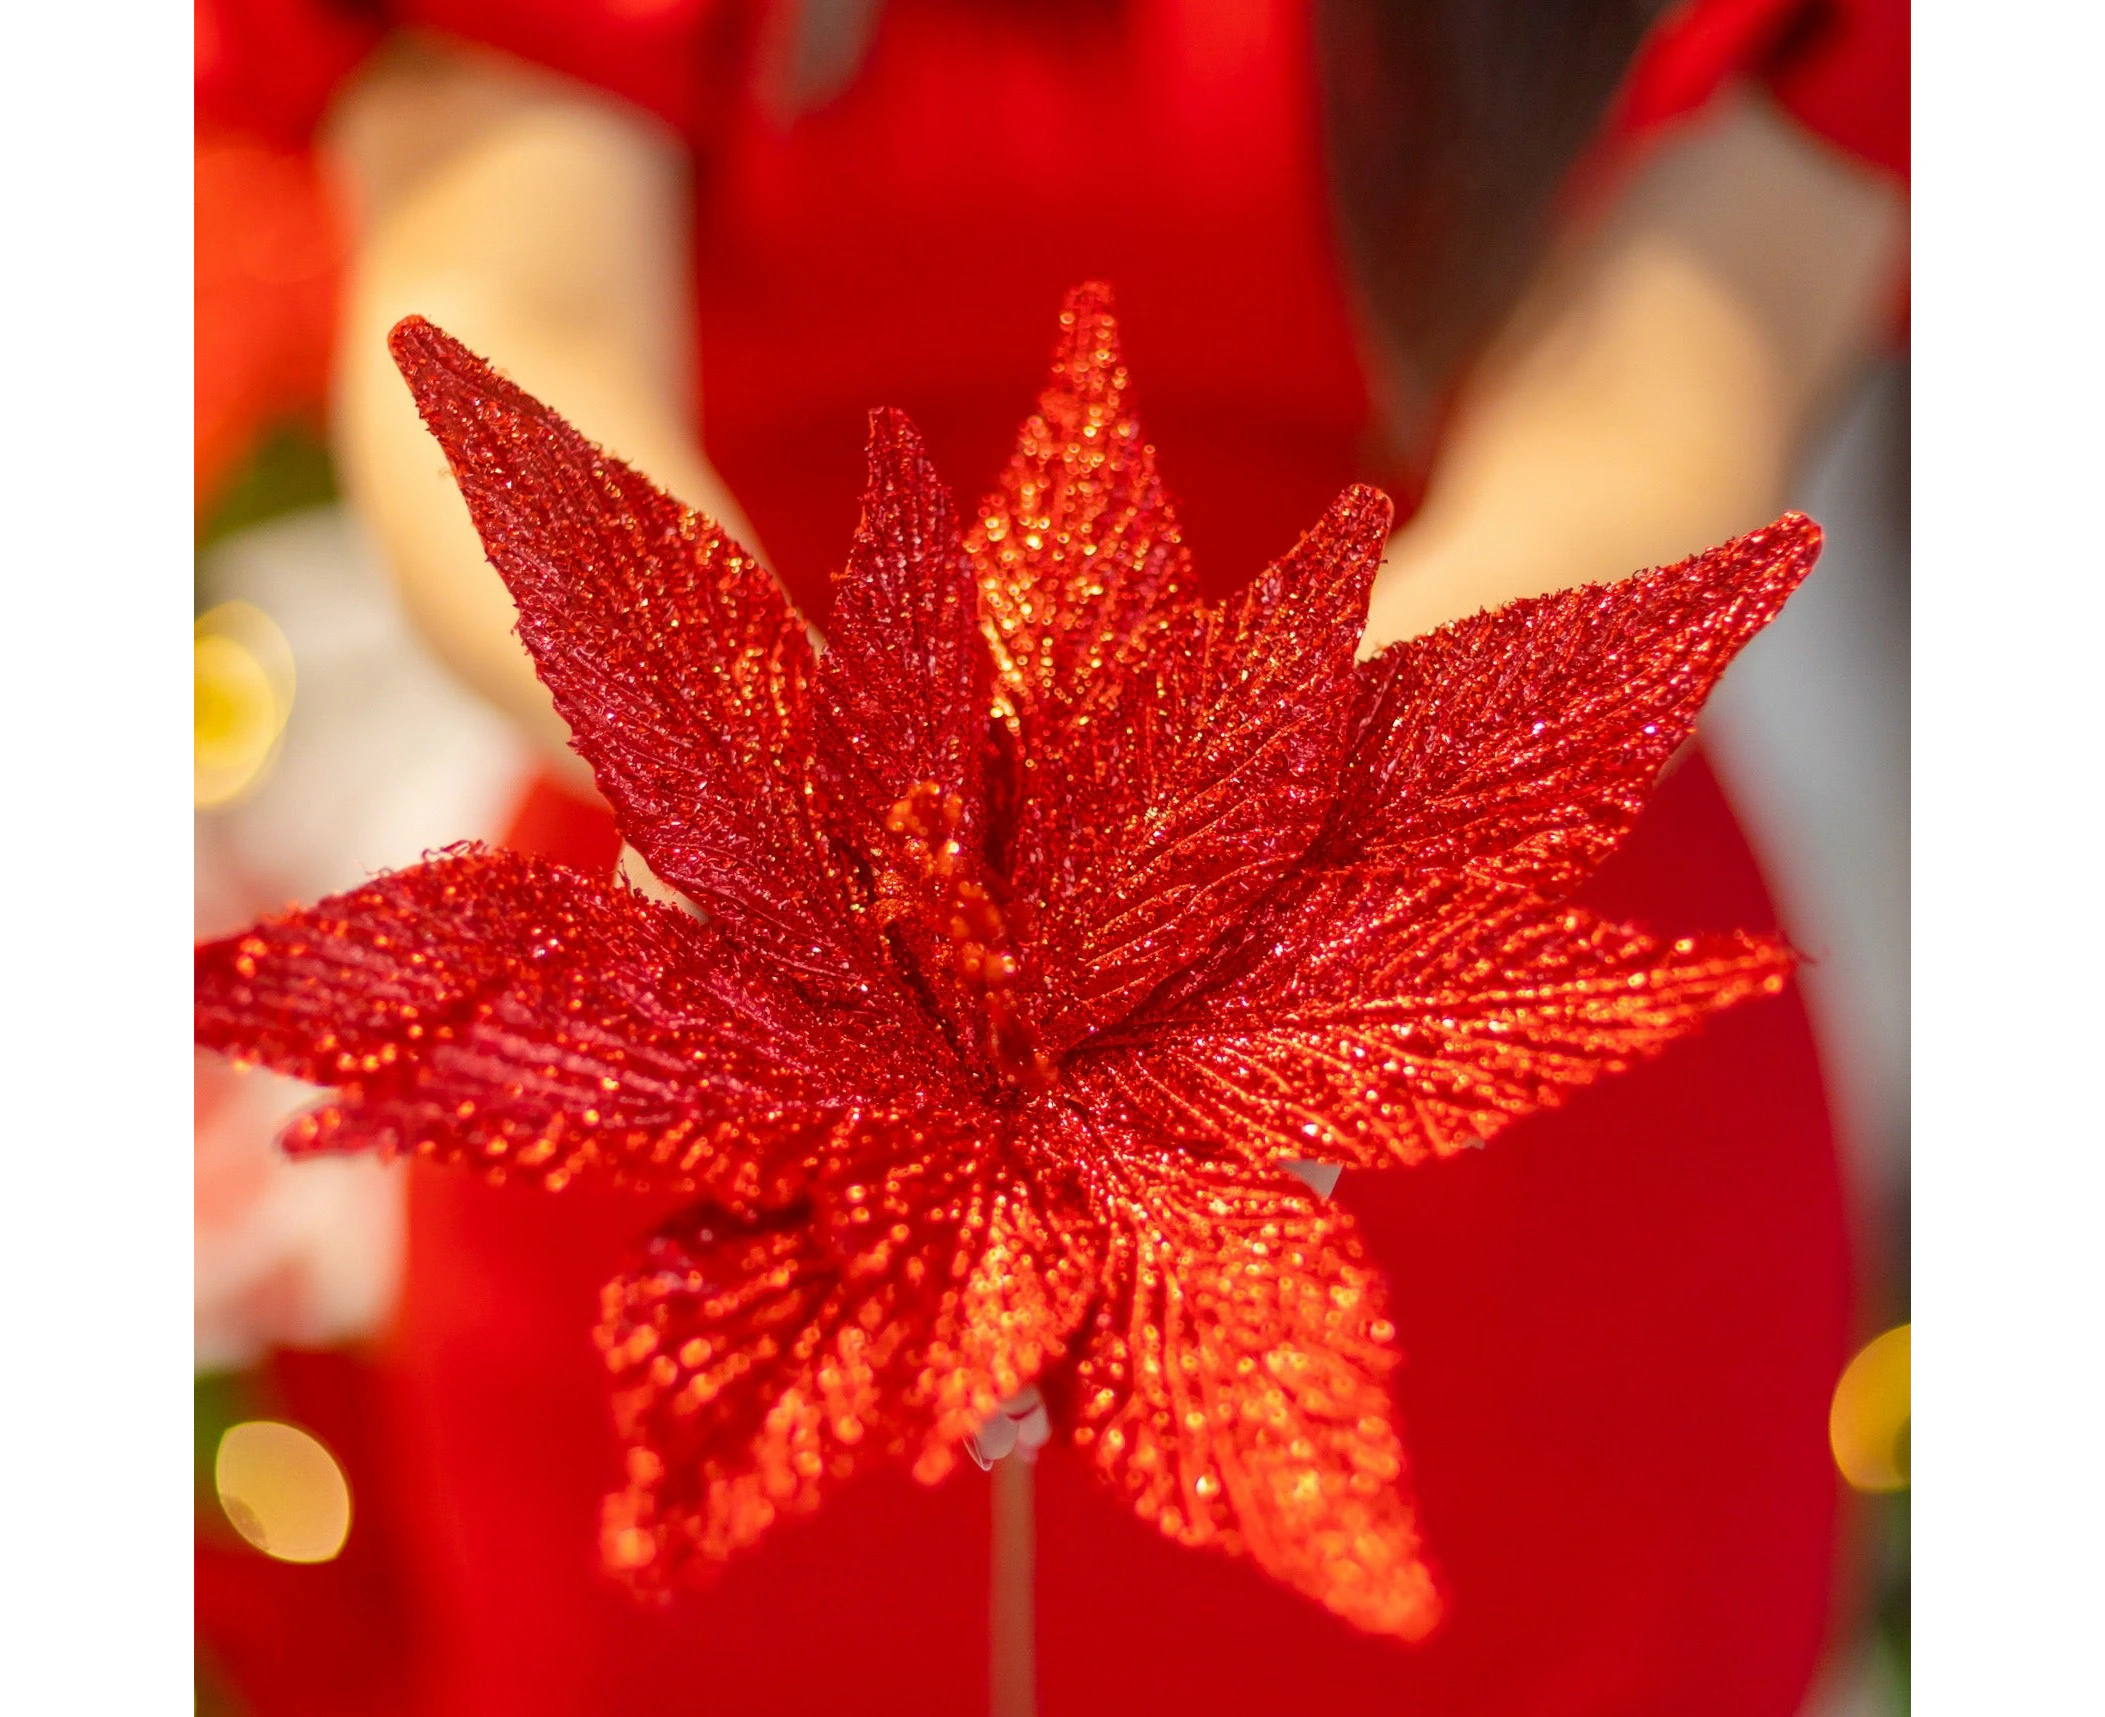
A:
[1315,0,1670,466]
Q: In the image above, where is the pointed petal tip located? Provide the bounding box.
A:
[386,311,435,347]
[1051,281,1127,386]
[864,403,931,458]
[1061,279,1117,319]
[385,315,504,420]
[385,313,456,374]
[1336,481,1397,535]
[1619,509,1826,623]
[1325,1549,1443,1641]
[856,406,955,515]
[1780,512,1824,579]
[1749,929,1801,982]
[1662,927,1800,1013]
[1295,482,1395,581]
[1754,508,1824,568]
[1712,510,1824,590]
[1384,1573,1446,1644]
[385,318,521,416]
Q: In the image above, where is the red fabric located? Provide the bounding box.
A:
[195,122,345,505]
[1609,0,1909,336]
[692,2,1370,623]
[1762,0,1910,181]
[195,0,383,146]
[407,0,751,143]
[194,3,1886,1712]
[1615,0,1910,182]
[495,771,624,879]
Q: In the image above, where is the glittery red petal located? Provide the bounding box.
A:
[817,410,989,840]
[1031,483,1392,1048]
[1329,514,1822,890]
[972,282,1195,855]
[1069,1137,1441,1641]
[386,318,900,1013]
[813,409,1000,1060]
[188,290,1834,1645]
[1077,872,1793,1169]
[595,1110,1101,1588]
[194,846,907,1194]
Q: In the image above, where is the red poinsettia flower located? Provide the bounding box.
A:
[194,284,1819,1641]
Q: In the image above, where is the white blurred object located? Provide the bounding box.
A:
[194,1056,409,1370]
[1283,1158,1344,1198]
[196,506,531,930]
[1703,361,1910,1207]
[968,1386,1052,1468]
[195,505,534,1368]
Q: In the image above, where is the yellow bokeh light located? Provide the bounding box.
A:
[214,1420,352,1563]
[1830,1323,1909,1493]
[195,601,294,808]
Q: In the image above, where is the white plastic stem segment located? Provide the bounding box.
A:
[989,1454,1036,1717]
[962,1174,1342,1468]
[1282,1158,1344,1198]
[967,1385,1051,1470]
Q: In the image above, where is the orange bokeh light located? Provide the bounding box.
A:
[1829,1323,1909,1493]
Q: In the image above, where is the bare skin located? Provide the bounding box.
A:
[328,40,754,787]
[325,33,1906,769]
[1360,90,1907,650]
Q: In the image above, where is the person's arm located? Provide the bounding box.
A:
[323,35,759,778]
[1361,89,1907,652]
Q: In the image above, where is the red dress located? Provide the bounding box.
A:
[197,4,1907,1713]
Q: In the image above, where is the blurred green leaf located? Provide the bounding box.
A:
[195,1368,271,1532]
[197,424,338,558]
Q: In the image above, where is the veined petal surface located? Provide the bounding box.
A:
[1327,515,1822,890]
[1032,485,1392,1048]
[389,318,898,1010]
[1069,1131,1441,1639]
[195,846,894,1196]
[1078,871,1792,1170]
[596,1108,1101,1586]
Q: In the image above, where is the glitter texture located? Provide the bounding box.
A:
[193,284,1818,1641]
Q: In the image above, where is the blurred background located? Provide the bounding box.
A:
[194,3,1907,1713]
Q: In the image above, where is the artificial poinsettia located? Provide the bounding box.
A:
[194,284,1819,1641]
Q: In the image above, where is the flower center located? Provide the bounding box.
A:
[885,782,1054,1094]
